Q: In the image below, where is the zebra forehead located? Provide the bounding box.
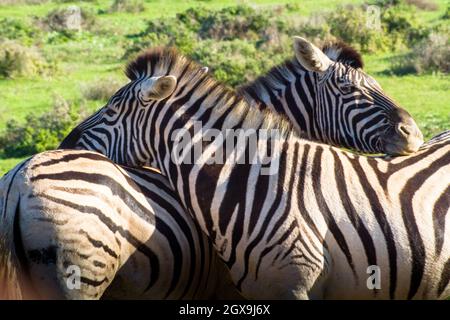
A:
[322,41,364,70]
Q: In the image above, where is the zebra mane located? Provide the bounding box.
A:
[125,47,296,139]
[322,41,364,69]
[238,41,364,98]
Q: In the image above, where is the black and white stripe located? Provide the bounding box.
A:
[0,150,239,299]
[238,37,423,155]
[59,47,449,299]
[61,38,424,157]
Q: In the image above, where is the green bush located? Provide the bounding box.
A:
[381,3,428,48]
[196,6,272,41]
[390,32,449,74]
[443,4,450,19]
[412,32,449,73]
[0,18,41,45]
[0,40,54,78]
[324,3,428,53]
[0,98,88,158]
[191,39,286,87]
[327,5,388,53]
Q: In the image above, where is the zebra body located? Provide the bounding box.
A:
[60,46,450,299]
[0,150,239,299]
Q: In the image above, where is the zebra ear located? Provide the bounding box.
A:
[293,36,333,73]
[142,75,177,101]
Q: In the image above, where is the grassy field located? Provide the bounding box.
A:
[0,0,448,175]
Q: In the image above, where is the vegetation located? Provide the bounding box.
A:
[0,40,54,78]
[0,0,448,174]
[0,97,87,158]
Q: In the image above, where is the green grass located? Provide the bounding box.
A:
[0,157,27,175]
[0,0,448,175]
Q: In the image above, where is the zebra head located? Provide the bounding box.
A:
[292,36,423,155]
[60,70,179,167]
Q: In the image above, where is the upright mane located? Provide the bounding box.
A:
[125,47,295,138]
[322,41,364,69]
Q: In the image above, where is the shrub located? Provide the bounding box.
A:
[82,78,123,101]
[191,40,265,86]
[327,5,388,53]
[381,2,428,48]
[0,98,88,158]
[391,32,449,74]
[324,3,428,53]
[109,0,145,13]
[443,4,450,19]
[412,33,449,73]
[196,6,272,41]
[0,18,41,45]
[0,40,53,78]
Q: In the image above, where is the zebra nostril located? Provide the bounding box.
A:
[397,124,411,137]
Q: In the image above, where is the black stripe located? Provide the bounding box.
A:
[296,144,327,247]
[311,146,356,277]
[331,149,378,273]
[433,186,450,257]
[218,160,252,270]
[80,276,108,287]
[32,152,110,170]
[80,230,118,259]
[400,152,450,299]
[345,153,398,299]
[36,194,160,291]
[249,142,290,284]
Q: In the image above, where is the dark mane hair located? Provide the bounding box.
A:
[124,46,295,138]
[322,41,364,69]
[125,47,202,81]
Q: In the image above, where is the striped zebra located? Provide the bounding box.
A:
[0,150,240,299]
[61,37,423,156]
[237,37,423,155]
[57,46,450,299]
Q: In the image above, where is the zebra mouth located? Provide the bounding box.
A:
[382,132,424,156]
[381,109,424,156]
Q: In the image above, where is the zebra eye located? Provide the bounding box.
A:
[340,84,352,94]
[105,108,118,116]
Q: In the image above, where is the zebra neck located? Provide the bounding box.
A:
[239,62,320,140]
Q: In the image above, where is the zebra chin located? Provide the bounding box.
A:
[379,108,424,156]
[381,127,424,155]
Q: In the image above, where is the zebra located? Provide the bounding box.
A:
[0,149,240,299]
[57,45,450,299]
[60,37,423,156]
[237,37,423,155]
